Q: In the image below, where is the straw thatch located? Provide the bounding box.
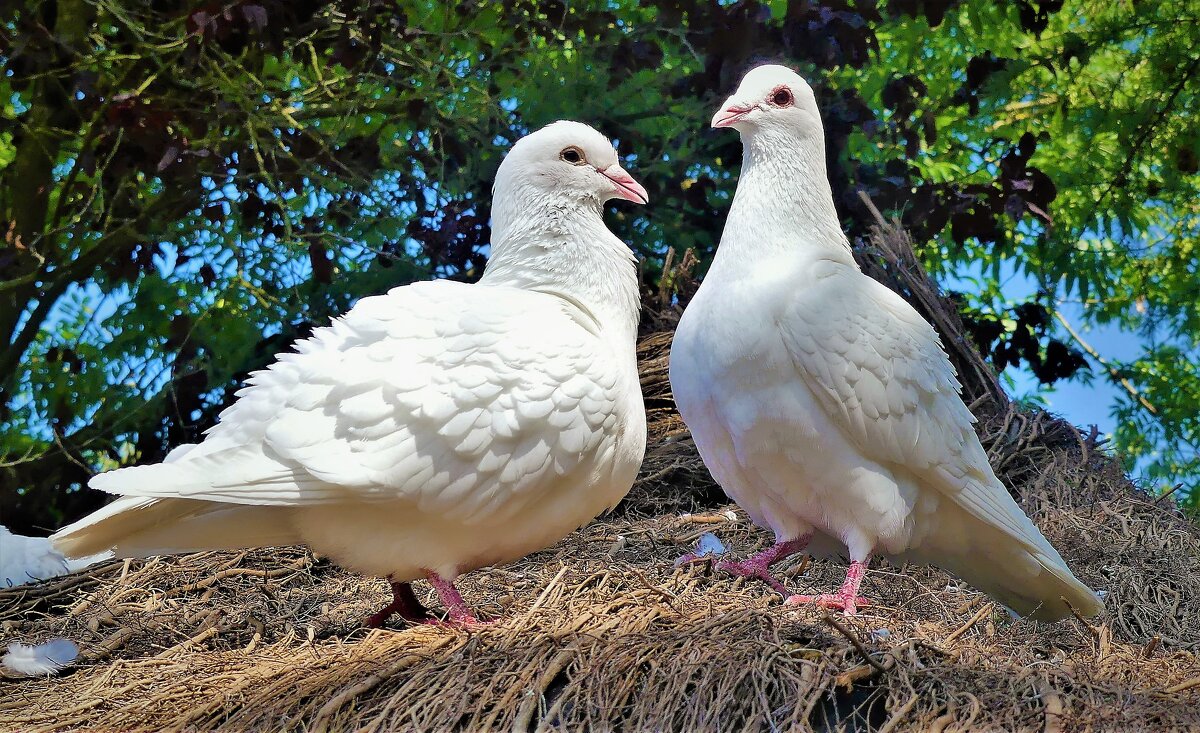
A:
[2,210,1198,732]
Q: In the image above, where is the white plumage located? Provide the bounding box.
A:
[1,525,108,588]
[2,639,79,677]
[1,526,67,588]
[53,121,649,624]
[670,65,1102,620]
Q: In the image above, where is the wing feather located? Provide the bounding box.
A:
[780,268,1063,559]
[89,281,623,524]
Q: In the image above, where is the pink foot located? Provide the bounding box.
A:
[676,536,811,597]
[786,559,871,615]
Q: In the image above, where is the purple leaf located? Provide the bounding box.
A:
[188,10,210,36]
[242,4,268,31]
[157,145,180,172]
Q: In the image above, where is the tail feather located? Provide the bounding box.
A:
[52,496,301,559]
[897,501,1103,621]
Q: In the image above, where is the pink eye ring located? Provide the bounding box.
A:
[769,86,794,107]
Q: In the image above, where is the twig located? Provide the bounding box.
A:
[309,650,435,733]
[630,568,679,613]
[163,557,310,596]
[83,627,137,662]
[1065,600,1102,639]
[1163,677,1200,694]
[1039,678,1064,733]
[1053,311,1156,415]
[155,625,221,659]
[822,612,886,675]
[522,565,570,620]
[1154,483,1186,505]
[944,602,994,645]
[512,648,574,733]
[878,693,919,733]
[633,460,684,486]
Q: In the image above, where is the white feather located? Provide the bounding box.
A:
[1,525,110,588]
[3,639,79,676]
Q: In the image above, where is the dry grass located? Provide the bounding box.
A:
[3,212,1199,731]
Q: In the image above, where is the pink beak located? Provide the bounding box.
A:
[711,103,754,129]
[600,164,649,204]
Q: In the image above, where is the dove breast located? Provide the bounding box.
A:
[280,280,646,579]
[671,250,934,560]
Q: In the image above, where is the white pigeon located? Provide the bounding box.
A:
[0,525,109,588]
[53,120,649,625]
[669,65,1103,621]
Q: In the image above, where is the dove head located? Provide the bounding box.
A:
[495,121,648,212]
[484,121,644,337]
[712,64,822,142]
[707,64,851,265]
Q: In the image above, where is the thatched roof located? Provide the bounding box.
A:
[3,210,1198,731]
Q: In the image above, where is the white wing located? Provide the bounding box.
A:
[89,280,623,525]
[778,266,1064,561]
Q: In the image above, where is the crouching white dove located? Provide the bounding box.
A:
[53,121,648,625]
[669,65,1102,621]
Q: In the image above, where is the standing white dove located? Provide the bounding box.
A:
[669,65,1102,620]
[53,121,649,625]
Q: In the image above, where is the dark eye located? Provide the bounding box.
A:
[769,87,794,107]
[560,146,586,165]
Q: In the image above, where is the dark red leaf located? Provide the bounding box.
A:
[202,203,225,223]
[309,242,334,284]
[187,10,211,36]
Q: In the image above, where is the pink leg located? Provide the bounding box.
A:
[424,571,481,625]
[677,535,812,597]
[365,579,432,627]
[786,559,871,615]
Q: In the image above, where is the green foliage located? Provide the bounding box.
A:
[1,0,1197,530]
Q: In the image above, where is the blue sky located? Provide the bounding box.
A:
[944,258,1149,477]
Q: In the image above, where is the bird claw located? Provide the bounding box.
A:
[714,558,791,596]
[784,593,870,615]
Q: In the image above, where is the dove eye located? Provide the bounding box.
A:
[560,146,587,165]
[769,87,794,107]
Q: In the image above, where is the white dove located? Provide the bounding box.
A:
[53,121,649,625]
[669,65,1102,620]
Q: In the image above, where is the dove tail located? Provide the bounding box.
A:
[911,505,1103,621]
[52,495,301,559]
[952,543,1103,621]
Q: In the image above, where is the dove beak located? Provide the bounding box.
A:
[600,164,649,205]
[712,102,755,129]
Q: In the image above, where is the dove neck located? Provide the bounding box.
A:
[713,130,854,269]
[483,191,640,341]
